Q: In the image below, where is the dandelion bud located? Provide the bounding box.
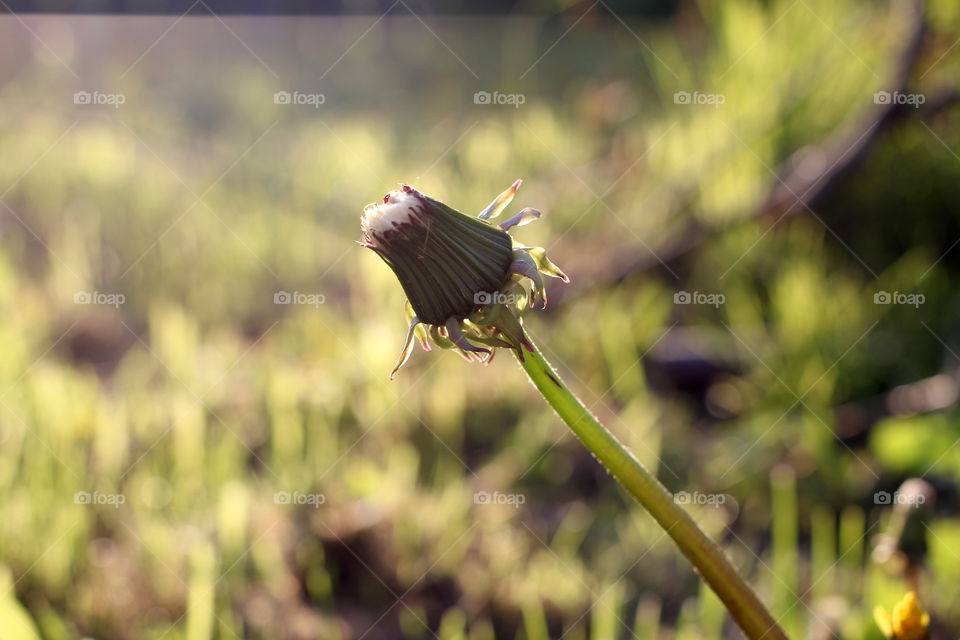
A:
[360,181,568,378]
[361,185,513,324]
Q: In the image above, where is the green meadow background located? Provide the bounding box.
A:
[1,1,960,638]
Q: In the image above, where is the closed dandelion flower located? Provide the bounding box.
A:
[874,591,930,640]
[360,180,568,378]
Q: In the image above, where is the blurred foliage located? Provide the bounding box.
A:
[0,0,959,638]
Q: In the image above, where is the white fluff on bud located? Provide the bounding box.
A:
[361,189,421,241]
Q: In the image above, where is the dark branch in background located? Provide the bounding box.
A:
[764,0,928,216]
[549,0,956,310]
[545,0,960,442]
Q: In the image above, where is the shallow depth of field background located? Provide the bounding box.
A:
[1,1,960,638]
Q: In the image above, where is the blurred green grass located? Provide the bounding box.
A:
[1,1,960,638]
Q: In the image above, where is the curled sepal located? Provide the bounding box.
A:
[502,279,532,316]
[470,288,526,325]
[489,304,533,359]
[508,253,545,307]
[390,316,422,380]
[428,324,456,350]
[478,179,522,220]
[461,321,515,350]
[429,324,481,363]
[523,246,570,282]
[405,300,431,351]
[499,207,541,231]
[445,317,491,357]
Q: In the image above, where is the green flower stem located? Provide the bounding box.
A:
[515,336,787,640]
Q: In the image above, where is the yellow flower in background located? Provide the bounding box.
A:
[874,591,930,640]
